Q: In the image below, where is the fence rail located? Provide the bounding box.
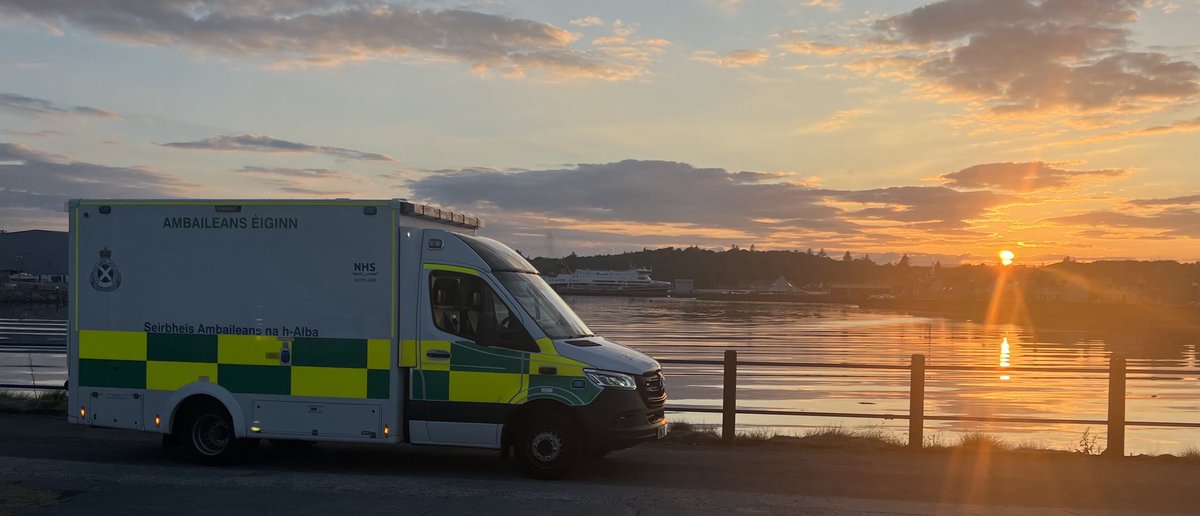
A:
[4,351,1199,455]
[0,383,64,390]
[660,352,1200,456]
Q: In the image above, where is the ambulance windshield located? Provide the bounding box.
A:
[456,234,538,273]
[495,272,593,340]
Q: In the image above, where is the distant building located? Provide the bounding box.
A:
[0,230,68,275]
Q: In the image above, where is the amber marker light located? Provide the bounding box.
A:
[999,249,1015,266]
[384,424,390,437]
[154,415,161,427]
[80,407,86,418]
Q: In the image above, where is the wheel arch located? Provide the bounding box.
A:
[502,399,586,451]
[162,383,246,438]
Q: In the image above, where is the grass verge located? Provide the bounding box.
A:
[663,423,900,450]
[0,481,63,513]
[0,390,67,415]
[660,422,1200,461]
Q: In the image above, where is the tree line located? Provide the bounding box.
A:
[527,247,1200,305]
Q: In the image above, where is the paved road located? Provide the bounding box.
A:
[0,318,66,354]
[0,318,67,389]
[0,413,1196,515]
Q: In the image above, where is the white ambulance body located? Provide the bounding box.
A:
[67,199,667,478]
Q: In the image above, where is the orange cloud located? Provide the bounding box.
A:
[811,0,1200,133]
[569,16,603,27]
[940,162,1130,192]
[777,40,853,56]
[799,108,871,133]
[692,49,770,68]
[1049,114,1200,147]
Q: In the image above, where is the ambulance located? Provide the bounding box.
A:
[66,199,667,478]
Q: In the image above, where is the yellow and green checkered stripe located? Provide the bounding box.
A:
[411,340,602,406]
[78,330,391,400]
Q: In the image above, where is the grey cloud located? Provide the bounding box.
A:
[877,0,1138,43]
[836,186,1018,229]
[410,159,845,231]
[730,171,790,183]
[237,165,369,196]
[870,0,1198,113]
[238,166,350,178]
[275,185,361,196]
[941,162,1127,192]
[409,160,1019,243]
[0,141,191,229]
[0,142,65,163]
[163,135,393,161]
[0,1,640,80]
[0,92,120,118]
[0,129,62,138]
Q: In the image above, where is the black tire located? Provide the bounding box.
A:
[183,400,248,466]
[517,410,582,480]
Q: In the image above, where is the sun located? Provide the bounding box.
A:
[999,249,1015,266]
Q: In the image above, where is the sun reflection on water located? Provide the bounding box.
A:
[999,336,1011,381]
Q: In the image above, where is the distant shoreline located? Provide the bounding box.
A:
[689,292,1200,330]
[860,299,1200,330]
[7,294,1200,331]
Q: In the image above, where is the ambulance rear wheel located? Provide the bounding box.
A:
[183,401,248,466]
[517,410,581,480]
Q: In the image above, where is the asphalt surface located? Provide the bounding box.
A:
[1,413,1197,515]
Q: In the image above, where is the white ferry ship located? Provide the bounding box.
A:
[546,268,671,296]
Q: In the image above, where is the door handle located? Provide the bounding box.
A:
[425,350,451,360]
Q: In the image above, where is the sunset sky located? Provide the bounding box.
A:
[1,0,1198,264]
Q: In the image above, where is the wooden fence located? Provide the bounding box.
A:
[661,351,1200,456]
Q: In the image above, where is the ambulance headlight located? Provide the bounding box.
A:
[584,369,636,390]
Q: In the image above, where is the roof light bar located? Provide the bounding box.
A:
[399,201,484,229]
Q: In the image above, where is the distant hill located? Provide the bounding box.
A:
[0,230,67,275]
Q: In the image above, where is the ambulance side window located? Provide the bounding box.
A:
[429,271,536,352]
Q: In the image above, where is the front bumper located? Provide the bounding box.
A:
[578,374,668,453]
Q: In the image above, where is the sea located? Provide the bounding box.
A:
[3,297,1198,455]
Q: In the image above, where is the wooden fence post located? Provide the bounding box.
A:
[1106,354,1126,458]
[723,350,737,443]
[909,354,925,449]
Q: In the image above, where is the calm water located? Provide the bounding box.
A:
[4,299,1198,454]
[568,296,1200,455]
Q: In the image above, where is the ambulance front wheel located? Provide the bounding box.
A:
[182,399,250,466]
[517,410,581,480]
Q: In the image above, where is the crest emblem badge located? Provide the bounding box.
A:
[90,248,122,292]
